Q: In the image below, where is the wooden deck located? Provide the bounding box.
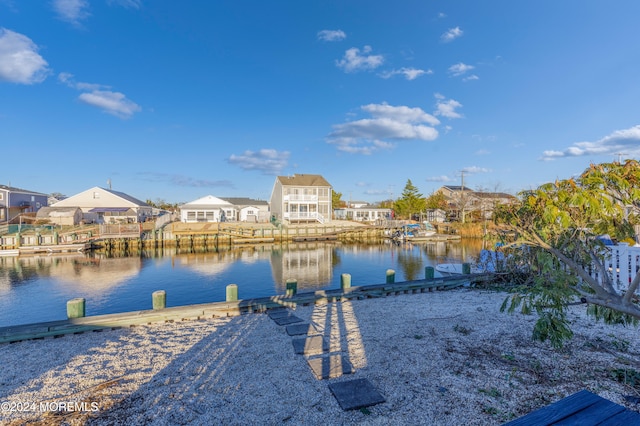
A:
[505,389,640,425]
[0,273,493,344]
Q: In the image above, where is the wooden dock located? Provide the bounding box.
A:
[0,243,91,257]
[0,273,493,344]
[505,389,640,425]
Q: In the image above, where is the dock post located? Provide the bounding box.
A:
[341,273,351,289]
[226,284,238,302]
[286,279,297,297]
[462,263,471,274]
[425,266,434,280]
[386,269,395,283]
[152,290,166,310]
[67,298,86,319]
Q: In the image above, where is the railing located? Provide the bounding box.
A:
[284,195,318,202]
[590,244,640,293]
[99,224,143,238]
[285,212,325,223]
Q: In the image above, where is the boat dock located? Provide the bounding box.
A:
[0,272,493,344]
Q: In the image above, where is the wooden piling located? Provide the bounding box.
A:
[152,290,166,310]
[425,266,434,280]
[341,273,352,289]
[286,279,297,297]
[386,269,395,284]
[67,298,86,319]
[226,284,238,302]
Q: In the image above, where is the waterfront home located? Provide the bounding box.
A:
[269,174,332,224]
[50,186,152,224]
[0,184,48,223]
[35,206,83,226]
[220,197,270,222]
[334,206,392,223]
[179,195,232,223]
[436,185,517,221]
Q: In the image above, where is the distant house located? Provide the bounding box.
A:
[0,185,48,223]
[425,208,447,223]
[51,186,152,224]
[220,197,270,222]
[270,174,332,224]
[179,195,232,223]
[334,207,392,223]
[435,185,517,221]
[36,207,83,226]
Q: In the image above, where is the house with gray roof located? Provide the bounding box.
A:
[180,196,270,223]
[50,186,152,224]
[0,184,48,223]
[270,174,332,223]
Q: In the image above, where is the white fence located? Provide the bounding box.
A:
[593,244,640,293]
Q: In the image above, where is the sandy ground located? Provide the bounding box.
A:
[1,288,639,425]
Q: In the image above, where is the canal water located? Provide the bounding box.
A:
[0,239,485,327]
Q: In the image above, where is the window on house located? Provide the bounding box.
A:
[187,211,196,220]
[93,192,100,199]
[0,193,3,201]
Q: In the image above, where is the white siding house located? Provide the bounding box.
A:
[179,195,232,223]
[51,187,152,224]
[334,207,392,223]
[221,198,270,222]
[270,174,332,224]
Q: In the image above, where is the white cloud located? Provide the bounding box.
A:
[52,0,90,25]
[541,125,640,161]
[434,96,463,119]
[379,67,432,80]
[78,90,141,119]
[59,72,141,118]
[426,175,454,182]
[137,172,234,189]
[107,0,142,8]
[463,74,479,82]
[461,166,491,174]
[228,149,290,175]
[448,62,474,77]
[317,29,346,42]
[441,27,463,42]
[0,28,49,84]
[328,103,440,154]
[336,46,384,73]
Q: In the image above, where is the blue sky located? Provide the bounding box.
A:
[2,1,640,205]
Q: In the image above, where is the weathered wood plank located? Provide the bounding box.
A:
[505,390,640,425]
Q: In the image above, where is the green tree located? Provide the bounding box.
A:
[332,190,345,210]
[394,179,426,220]
[496,160,640,347]
[425,191,447,210]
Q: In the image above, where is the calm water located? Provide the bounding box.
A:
[0,240,485,327]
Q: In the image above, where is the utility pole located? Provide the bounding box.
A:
[615,153,627,164]
[459,171,466,224]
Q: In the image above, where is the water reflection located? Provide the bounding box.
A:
[0,241,482,326]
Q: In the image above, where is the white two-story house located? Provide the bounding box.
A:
[269,174,332,224]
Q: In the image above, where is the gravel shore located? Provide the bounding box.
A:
[1,288,639,425]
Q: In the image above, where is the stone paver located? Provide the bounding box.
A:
[272,315,303,326]
[285,322,319,336]
[306,355,353,380]
[292,335,329,355]
[328,378,386,411]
